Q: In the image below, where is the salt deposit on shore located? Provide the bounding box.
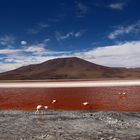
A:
[0,110,140,140]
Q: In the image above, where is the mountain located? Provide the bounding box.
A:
[0,57,140,80]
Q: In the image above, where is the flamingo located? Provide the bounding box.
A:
[36,105,49,114]
[36,105,43,114]
[52,99,56,104]
[83,102,88,106]
[118,92,127,99]
[44,105,48,109]
[118,92,121,95]
[122,92,127,98]
[122,92,126,95]
[44,105,48,114]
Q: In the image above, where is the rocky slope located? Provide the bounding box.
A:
[0,57,140,80]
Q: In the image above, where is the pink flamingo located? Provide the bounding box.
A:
[118,92,127,99]
[44,105,48,110]
[36,105,49,114]
[82,102,89,106]
[36,105,43,114]
[44,106,48,114]
[52,99,56,104]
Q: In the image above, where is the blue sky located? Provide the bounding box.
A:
[0,0,140,72]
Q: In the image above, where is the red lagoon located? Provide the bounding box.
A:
[0,84,140,112]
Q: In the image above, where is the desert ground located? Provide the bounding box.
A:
[0,110,140,140]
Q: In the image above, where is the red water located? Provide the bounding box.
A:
[0,86,140,112]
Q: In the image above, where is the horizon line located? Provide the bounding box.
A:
[0,80,140,88]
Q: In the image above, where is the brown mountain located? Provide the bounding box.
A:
[0,57,140,80]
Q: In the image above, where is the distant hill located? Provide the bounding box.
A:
[0,57,140,80]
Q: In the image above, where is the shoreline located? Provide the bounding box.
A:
[0,110,140,140]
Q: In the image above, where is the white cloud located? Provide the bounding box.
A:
[108,21,140,39]
[0,37,50,55]
[0,63,23,73]
[23,38,50,54]
[55,31,74,41]
[21,40,27,45]
[24,44,46,53]
[75,31,83,37]
[75,30,86,38]
[44,38,50,43]
[55,31,84,41]
[108,3,125,10]
[0,49,20,55]
[0,35,15,46]
[74,41,140,68]
[76,2,89,17]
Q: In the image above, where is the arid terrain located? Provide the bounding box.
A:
[0,57,140,80]
[0,110,140,140]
